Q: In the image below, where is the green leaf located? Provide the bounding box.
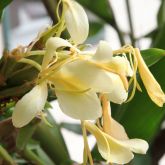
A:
[33,112,70,165]
[117,57,165,142]
[77,0,114,25]
[141,48,165,67]
[88,22,103,38]
[60,122,82,135]
[16,122,38,150]
[157,0,165,27]
[152,22,165,49]
[0,0,12,20]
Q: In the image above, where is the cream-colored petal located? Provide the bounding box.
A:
[104,134,134,164]
[107,56,133,77]
[106,76,128,104]
[42,37,74,69]
[92,40,113,62]
[135,48,165,107]
[55,90,102,120]
[63,0,89,44]
[84,121,111,161]
[109,118,129,140]
[57,59,121,93]
[12,82,48,128]
[85,121,133,164]
[120,139,149,154]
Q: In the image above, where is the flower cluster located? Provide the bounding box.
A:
[11,0,165,164]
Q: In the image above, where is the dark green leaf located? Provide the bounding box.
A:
[88,22,103,38]
[152,22,165,49]
[157,0,165,27]
[0,0,12,20]
[141,48,165,67]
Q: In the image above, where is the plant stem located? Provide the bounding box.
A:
[0,145,16,165]
[107,0,125,46]
[125,0,136,46]
[81,121,93,165]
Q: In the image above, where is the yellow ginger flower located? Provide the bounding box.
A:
[40,37,132,120]
[83,95,148,164]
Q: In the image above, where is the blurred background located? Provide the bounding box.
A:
[0,0,165,164]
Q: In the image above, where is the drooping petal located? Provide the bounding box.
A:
[42,37,74,69]
[55,90,102,120]
[105,76,128,104]
[109,118,128,140]
[135,48,165,107]
[84,121,111,161]
[85,121,133,164]
[12,82,48,128]
[120,139,149,154]
[63,0,89,44]
[104,134,134,164]
[92,41,113,62]
[55,59,122,93]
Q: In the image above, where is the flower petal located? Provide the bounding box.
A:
[104,134,134,164]
[105,76,128,104]
[12,82,48,128]
[106,56,133,77]
[84,121,111,161]
[135,48,165,107]
[42,37,74,69]
[55,90,102,120]
[92,40,113,62]
[109,118,128,140]
[85,121,133,164]
[120,139,149,154]
[63,0,89,44]
[56,59,121,93]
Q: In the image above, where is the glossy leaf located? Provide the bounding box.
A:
[141,48,165,67]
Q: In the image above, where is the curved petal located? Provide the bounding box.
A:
[106,76,128,104]
[120,139,149,154]
[56,90,102,120]
[84,121,111,161]
[63,0,89,44]
[12,82,48,128]
[42,37,75,69]
[104,134,134,164]
[85,122,133,164]
[92,40,113,62]
[109,118,128,140]
[135,48,165,107]
[56,59,121,93]
[106,56,133,77]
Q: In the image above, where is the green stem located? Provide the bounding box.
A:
[24,147,45,165]
[125,0,136,46]
[0,145,16,165]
